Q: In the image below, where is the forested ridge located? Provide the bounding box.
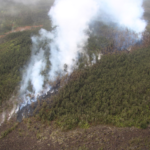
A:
[36,46,150,130]
[0,30,39,105]
[0,0,54,105]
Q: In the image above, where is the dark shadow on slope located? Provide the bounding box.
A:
[17,80,60,122]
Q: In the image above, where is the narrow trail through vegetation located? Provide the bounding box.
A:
[0,25,43,39]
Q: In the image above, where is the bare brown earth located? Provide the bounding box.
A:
[0,117,150,150]
[0,25,43,39]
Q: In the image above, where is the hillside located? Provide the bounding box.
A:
[1,46,150,150]
[36,46,150,130]
[0,0,53,105]
[0,0,150,150]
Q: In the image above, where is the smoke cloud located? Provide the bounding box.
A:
[48,0,99,76]
[20,29,52,96]
[96,0,146,33]
[19,0,147,107]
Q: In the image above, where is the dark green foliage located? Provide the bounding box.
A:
[38,47,150,130]
[0,30,38,104]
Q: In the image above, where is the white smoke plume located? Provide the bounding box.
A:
[48,0,147,77]
[48,0,99,77]
[0,96,19,126]
[0,112,6,126]
[19,0,100,99]
[97,0,146,33]
[18,0,147,107]
[20,29,52,96]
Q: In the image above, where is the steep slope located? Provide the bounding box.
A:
[37,46,150,130]
[0,30,39,105]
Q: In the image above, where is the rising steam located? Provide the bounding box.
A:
[18,0,147,107]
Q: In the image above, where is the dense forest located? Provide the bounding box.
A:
[0,30,39,105]
[35,45,150,130]
[0,0,150,131]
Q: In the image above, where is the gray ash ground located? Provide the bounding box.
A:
[17,81,60,122]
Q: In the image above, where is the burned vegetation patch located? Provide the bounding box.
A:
[17,80,61,122]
